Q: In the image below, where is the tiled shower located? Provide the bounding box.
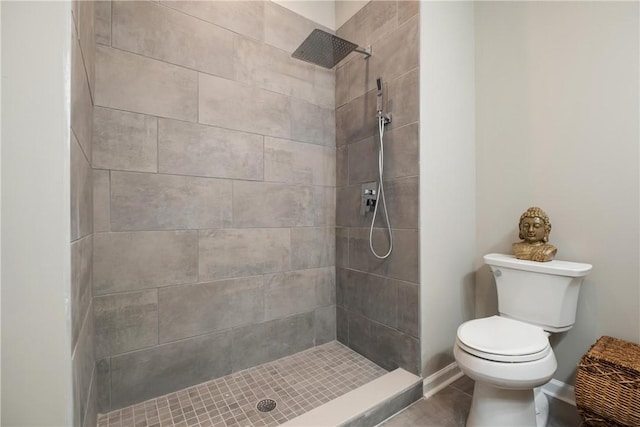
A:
[70,1,420,425]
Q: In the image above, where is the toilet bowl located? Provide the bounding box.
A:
[454,316,557,426]
[454,254,592,427]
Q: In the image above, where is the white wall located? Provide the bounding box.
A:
[475,1,639,384]
[335,0,367,29]
[420,1,476,376]
[274,0,368,31]
[274,0,336,29]
[1,1,73,424]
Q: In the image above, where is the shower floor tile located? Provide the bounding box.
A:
[97,341,388,427]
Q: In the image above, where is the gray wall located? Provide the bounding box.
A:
[92,0,336,411]
[71,1,98,426]
[475,2,639,385]
[335,1,421,375]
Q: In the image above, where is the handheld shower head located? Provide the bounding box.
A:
[376,77,383,114]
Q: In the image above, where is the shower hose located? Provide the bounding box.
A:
[369,114,393,259]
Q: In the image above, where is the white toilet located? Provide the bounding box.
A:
[454,253,592,427]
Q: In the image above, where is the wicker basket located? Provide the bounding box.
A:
[575,336,640,427]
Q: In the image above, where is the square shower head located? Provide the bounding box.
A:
[291,29,360,69]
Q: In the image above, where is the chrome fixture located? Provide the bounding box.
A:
[369,77,393,259]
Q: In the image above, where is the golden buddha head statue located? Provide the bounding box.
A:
[518,206,551,245]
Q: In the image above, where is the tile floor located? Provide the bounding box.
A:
[379,375,583,427]
[97,341,388,427]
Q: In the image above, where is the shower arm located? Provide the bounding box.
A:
[354,46,372,59]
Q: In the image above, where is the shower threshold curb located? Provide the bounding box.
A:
[280,368,422,427]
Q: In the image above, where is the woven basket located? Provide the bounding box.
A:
[575,336,640,427]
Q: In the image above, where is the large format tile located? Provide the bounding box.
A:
[96,358,110,413]
[231,312,314,371]
[348,124,419,184]
[315,305,337,345]
[264,267,335,321]
[110,331,232,409]
[398,1,420,25]
[94,290,158,358]
[93,107,158,172]
[77,0,95,98]
[349,228,419,284]
[264,137,335,186]
[380,388,472,427]
[71,132,93,241]
[387,67,419,131]
[337,145,348,186]
[290,98,335,146]
[348,136,379,185]
[336,64,349,108]
[314,67,335,110]
[234,36,315,105]
[382,177,419,229]
[336,227,349,269]
[158,276,265,343]
[336,184,370,228]
[346,15,418,101]
[383,123,420,179]
[158,119,263,180]
[337,0,397,52]
[110,171,232,231]
[92,169,110,232]
[95,45,197,122]
[112,1,234,78]
[161,1,264,42]
[71,234,92,351]
[348,311,420,374]
[397,281,419,338]
[314,186,336,227]
[232,181,315,228]
[94,1,111,45]
[199,73,291,139]
[371,16,419,88]
[93,231,197,295]
[71,26,93,161]
[336,91,378,146]
[341,269,397,329]
[72,304,95,427]
[82,370,98,427]
[198,228,290,281]
[337,306,349,344]
[290,227,335,270]
[264,1,321,53]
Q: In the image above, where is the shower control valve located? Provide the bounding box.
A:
[361,182,378,216]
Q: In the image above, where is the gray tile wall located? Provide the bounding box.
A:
[335,1,421,375]
[71,2,97,426]
[93,0,336,412]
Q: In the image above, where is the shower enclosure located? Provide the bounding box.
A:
[88,0,420,424]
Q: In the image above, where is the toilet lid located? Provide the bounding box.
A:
[457,316,549,361]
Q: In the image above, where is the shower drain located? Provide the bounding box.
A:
[256,398,277,413]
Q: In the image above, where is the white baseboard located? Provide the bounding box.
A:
[542,378,576,406]
[423,362,464,399]
[423,363,575,408]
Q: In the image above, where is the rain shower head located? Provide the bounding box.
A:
[291,29,371,69]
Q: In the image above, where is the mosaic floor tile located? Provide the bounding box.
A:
[98,341,387,427]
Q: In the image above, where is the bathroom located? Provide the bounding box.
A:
[1,0,638,426]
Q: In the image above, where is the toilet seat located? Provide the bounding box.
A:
[457,316,550,363]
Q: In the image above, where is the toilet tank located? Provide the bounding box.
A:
[484,253,592,332]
